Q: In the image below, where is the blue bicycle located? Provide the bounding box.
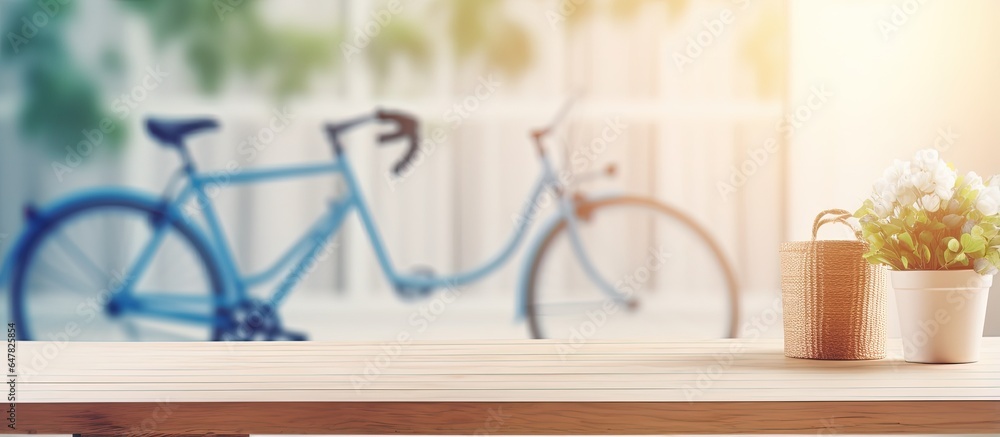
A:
[2,103,739,341]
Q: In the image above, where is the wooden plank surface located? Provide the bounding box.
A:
[15,339,1000,402]
[6,339,1000,435]
[16,401,1000,435]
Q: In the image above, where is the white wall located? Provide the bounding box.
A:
[788,0,1000,335]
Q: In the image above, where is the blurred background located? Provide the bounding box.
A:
[0,0,998,342]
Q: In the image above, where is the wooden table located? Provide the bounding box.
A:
[7,339,999,435]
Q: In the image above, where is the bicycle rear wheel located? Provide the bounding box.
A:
[11,194,225,341]
[526,196,739,340]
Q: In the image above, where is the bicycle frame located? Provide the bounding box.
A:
[124,142,619,321]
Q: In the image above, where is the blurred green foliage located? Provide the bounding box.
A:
[2,0,126,154]
[739,2,787,99]
[118,0,341,97]
[447,0,532,77]
[607,0,689,22]
[1,0,536,157]
[368,18,433,89]
[2,0,782,160]
[564,0,786,99]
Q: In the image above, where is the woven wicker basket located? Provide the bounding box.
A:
[780,209,887,360]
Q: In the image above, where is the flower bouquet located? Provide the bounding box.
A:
[855,149,998,363]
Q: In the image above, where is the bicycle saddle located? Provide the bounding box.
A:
[146,117,219,146]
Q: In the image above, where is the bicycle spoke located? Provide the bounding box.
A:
[528,197,738,340]
[164,267,206,288]
[51,229,109,287]
[15,199,221,342]
[156,238,202,285]
[111,212,136,270]
[30,257,91,292]
[133,238,212,296]
[117,221,169,293]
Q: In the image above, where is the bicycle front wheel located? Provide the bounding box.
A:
[526,196,739,340]
[12,193,225,341]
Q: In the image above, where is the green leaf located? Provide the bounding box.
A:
[866,234,885,252]
[881,223,904,235]
[920,245,932,264]
[855,200,874,219]
[868,251,901,269]
[918,231,934,246]
[982,215,1000,226]
[880,257,904,270]
[972,225,985,238]
[947,238,961,253]
[901,255,909,269]
[863,221,883,236]
[898,233,915,251]
[961,234,986,255]
[955,252,969,266]
[944,249,957,264]
[988,250,1000,268]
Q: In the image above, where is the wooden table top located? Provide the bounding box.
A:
[9,338,1000,435]
[18,338,1000,402]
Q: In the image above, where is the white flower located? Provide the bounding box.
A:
[897,186,918,207]
[874,197,893,219]
[965,171,985,190]
[976,185,1000,216]
[913,149,940,170]
[989,175,1000,188]
[912,171,934,193]
[920,194,941,212]
[934,183,954,202]
[874,178,891,197]
[868,150,958,214]
[888,149,958,210]
[883,159,909,182]
[933,166,957,201]
[880,189,897,203]
[975,258,999,276]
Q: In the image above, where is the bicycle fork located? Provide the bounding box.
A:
[558,194,636,308]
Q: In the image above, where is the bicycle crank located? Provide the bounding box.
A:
[394,266,437,301]
[219,299,307,341]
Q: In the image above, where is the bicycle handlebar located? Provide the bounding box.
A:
[325,109,420,176]
[375,109,419,175]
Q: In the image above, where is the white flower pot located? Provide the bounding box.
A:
[891,270,993,364]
